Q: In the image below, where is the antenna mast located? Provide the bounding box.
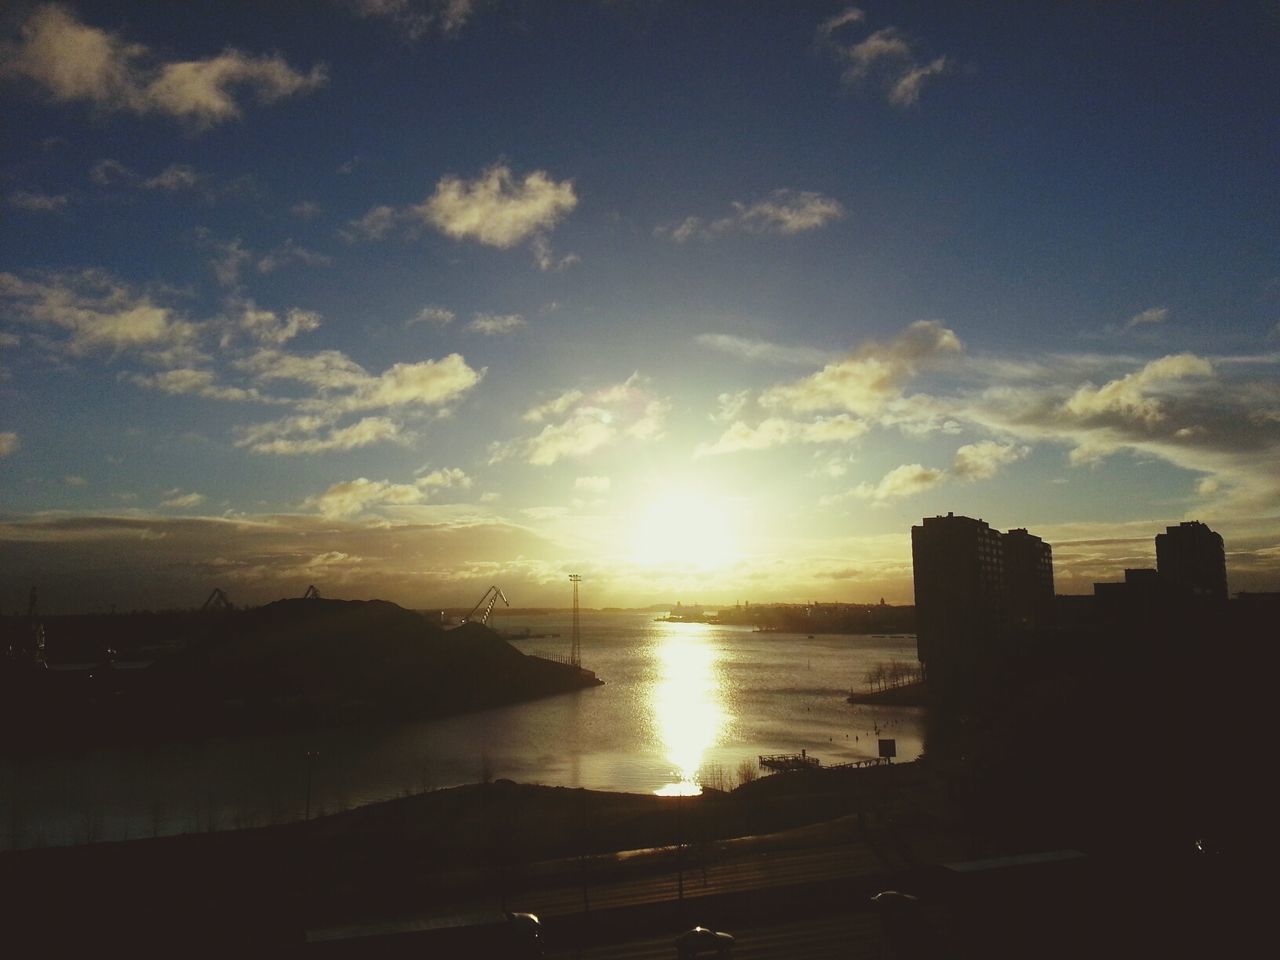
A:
[568,574,581,668]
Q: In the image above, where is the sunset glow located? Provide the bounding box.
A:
[1,4,1277,612]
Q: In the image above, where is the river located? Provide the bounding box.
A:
[2,612,924,850]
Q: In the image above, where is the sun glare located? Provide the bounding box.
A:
[627,487,739,571]
[651,628,728,796]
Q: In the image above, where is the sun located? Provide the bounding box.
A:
[626,486,740,571]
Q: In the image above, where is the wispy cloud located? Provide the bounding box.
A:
[237,303,323,345]
[346,0,478,40]
[127,368,263,402]
[848,463,946,503]
[695,333,833,366]
[659,189,843,242]
[0,432,19,456]
[161,490,206,508]
[4,5,326,129]
[256,239,333,274]
[1125,306,1169,330]
[408,305,456,327]
[9,190,69,212]
[233,349,484,454]
[0,268,199,357]
[304,467,471,518]
[466,312,525,335]
[498,374,670,466]
[696,416,868,457]
[818,9,949,107]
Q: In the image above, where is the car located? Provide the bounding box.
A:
[675,925,735,958]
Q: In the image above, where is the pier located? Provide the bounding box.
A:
[758,750,821,772]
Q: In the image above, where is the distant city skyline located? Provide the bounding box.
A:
[2,2,1278,612]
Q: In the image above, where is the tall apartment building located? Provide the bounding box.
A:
[1003,527,1055,628]
[912,514,1054,675]
[1155,521,1227,604]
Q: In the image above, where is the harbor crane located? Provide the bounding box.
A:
[202,588,234,611]
[462,585,508,625]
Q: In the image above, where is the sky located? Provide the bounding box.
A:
[1,1,1278,613]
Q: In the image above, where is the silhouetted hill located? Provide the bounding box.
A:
[2,598,601,749]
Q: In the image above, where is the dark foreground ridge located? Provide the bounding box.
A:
[1,764,1255,958]
[0,598,602,749]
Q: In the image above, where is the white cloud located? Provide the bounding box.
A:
[234,349,483,454]
[1063,353,1214,424]
[409,305,455,327]
[851,463,946,503]
[128,368,261,402]
[0,268,198,356]
[238,304,323,345]
[711,390,750,424]
[523,389,585,423]
[236,415,403,455]
[304,467,471,518]
[344,204,400,241]
[695,415,868,457]
[161,490,206,508]
[467,312,525,335]
[306,477,423,518]
[0,333,20,348]
[4,5,326,128]
[291,200,322,219]
[531,234,580,272]
[950,440,1029,481]
[1125,306,1169,330]
[661,189,843,242]
[819,13,949,107]
[347,354,483,411]
[143,163,201,191]
[696,333,833,366]
[9,190,69,212]
[415,466,471,489]
[0,432,20,456]
[503,374,669,466]
[818,7,865,37]
[761,320,962,417]
[411,164,577,249]
[889,55,948,107]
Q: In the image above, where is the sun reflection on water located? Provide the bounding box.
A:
[651,626,728,796]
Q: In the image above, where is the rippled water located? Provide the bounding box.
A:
[2,612,923,849]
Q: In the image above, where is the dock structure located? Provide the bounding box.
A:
[828,757,890,770]
[758,750,821,773]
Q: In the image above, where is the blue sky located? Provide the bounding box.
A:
[2,1,1278,612]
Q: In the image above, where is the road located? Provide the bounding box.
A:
[546,913,887,960]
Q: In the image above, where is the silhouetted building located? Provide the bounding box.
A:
[1003,527,1054,628]
[912,514,1057,677]
[1155,521,1227,604]
[912,514,1005,675]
